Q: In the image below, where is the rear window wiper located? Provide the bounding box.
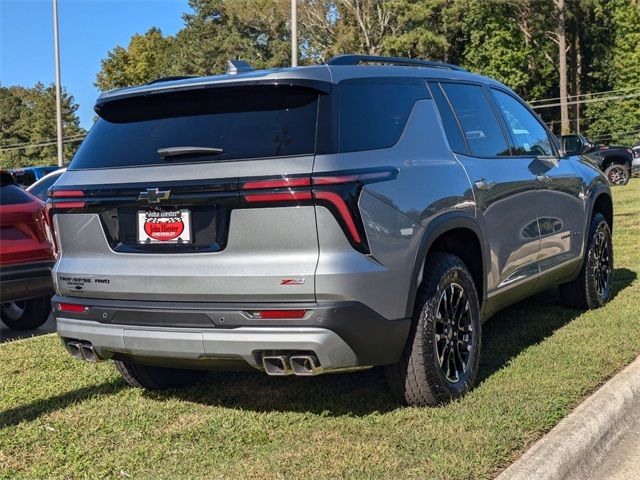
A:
[157,146,224,159]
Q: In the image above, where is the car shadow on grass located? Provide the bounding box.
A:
[2,269,635,422]
[149,267,636,416]
[480,267,635,382]
[0,379,125,429]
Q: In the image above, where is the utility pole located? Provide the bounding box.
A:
[53,0,64,167]
[291,0,298,67]
[556,0,570,135]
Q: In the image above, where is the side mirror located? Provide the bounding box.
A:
[560,134,587,156]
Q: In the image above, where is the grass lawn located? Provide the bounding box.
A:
[1,180,639,479]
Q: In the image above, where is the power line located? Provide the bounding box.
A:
[528,86,640,105]
[531,91,640,109]
[0,136,85,153]
[0,134,85,149]
[589,128,640,140]
[546,113,620,125]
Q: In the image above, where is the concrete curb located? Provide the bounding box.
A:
[497,355,640,480]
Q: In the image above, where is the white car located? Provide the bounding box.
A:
[632,146,640,177]
[26,168,66,201]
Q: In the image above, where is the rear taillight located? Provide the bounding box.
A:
[241,168,397,253]
[50,189,86,209]
[49,189,86,209]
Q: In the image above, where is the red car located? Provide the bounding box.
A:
[0,171,54,330]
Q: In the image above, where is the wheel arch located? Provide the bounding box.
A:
[602,155,632,171]
[405,213,486,318]
[590,187,613,232]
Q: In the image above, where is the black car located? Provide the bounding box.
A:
[561,134,634,185]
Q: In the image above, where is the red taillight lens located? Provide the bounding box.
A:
[242,178,310,189]
[51,190,85,198]
[249,310,307,319]
[50,200,86,209]
[245,192,312,203]
[57,303,89,313]
[313,191,362,243]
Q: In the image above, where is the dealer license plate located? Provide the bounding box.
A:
[137,209,192,244]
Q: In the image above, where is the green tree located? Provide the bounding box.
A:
[584,0,640,144]
[95,27,175,90]
[0,83,85,169]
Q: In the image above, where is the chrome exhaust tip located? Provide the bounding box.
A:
[262,355,292,376]
[66,341,84,360]
[290,355,322,376]
[80,344,99,363]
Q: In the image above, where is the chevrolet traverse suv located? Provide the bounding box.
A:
[51,55,614,406]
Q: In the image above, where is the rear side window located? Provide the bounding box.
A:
[491,89,554,156]
[441,83,510,157]
[70,85,320,169]
[428,82,468,154]
[339,78,429,152]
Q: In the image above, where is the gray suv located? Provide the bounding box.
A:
[50,55,614,407]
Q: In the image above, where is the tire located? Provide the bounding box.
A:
[604,164,630,186]
[385,253,481,407]
[114,360,207,390]
[560,212,613,309]
[0,296,51,330]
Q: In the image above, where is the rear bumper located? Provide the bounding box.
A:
[53,296,411,370]
[0,262,53,303]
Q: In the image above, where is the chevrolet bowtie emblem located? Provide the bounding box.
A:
[139,188,171,204]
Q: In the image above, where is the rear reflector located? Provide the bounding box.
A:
[57,303,89,313]
[249,310,307,319]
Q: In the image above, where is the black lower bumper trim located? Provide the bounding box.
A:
[52,295,411,366]
[1,262,53,303]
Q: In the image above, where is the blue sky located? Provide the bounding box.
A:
[0,0,189,129]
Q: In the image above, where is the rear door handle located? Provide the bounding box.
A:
[474,179,496,191]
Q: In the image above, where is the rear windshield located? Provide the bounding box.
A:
[70,85,320,169]
[13,170,36,186]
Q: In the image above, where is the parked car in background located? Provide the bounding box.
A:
[632,145,640,177]
[0,171,55,330]
[560,135,633,185]
[26,168,66,201]
[51,55,613,407]
[10,165,59,187]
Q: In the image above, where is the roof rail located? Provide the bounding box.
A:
[326,54,466,71]
[146,76,196,85]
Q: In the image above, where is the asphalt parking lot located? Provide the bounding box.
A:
[0,314,55,344]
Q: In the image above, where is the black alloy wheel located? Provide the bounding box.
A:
[434,283,474,383]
